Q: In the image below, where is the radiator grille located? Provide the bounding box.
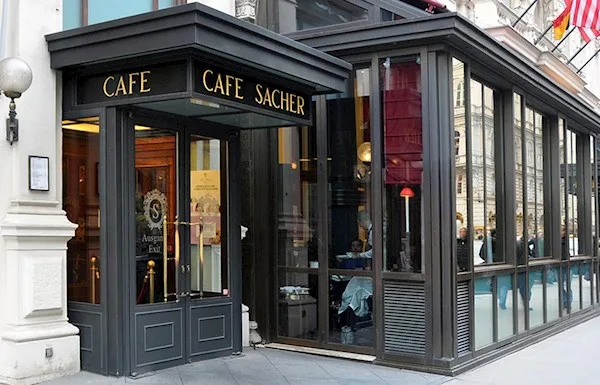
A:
[457,281,471,356]
[383,281,426,356]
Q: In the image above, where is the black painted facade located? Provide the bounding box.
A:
[48,0,600,378]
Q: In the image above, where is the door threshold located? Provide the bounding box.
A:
[261,343,376,362]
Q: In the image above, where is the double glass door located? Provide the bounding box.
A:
[132,121,231,373]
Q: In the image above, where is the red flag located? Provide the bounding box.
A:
[553,1,571,40]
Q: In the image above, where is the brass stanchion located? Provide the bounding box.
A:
[147,260,156,304]
[174,216,180,302]
[90,257,99,304]
[199,220,204,298]
[163,214,168,302]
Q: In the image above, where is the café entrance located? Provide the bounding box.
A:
[129,114,232,373]
[47,3,350,376]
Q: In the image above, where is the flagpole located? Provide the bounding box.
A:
[551,27,576,52]
[568,41,591,64]
[534,23,554,45]
[512,0,540,27]
[577,47,600,73]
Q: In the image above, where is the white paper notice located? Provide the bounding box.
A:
[30,157,49,191]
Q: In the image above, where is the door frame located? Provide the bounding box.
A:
[122,107,242,376]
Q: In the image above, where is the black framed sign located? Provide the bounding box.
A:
[29,156,49,191]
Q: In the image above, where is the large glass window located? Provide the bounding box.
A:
[135,128,178,304]
[470,80,500,265]
[381,57,423,273]
[189,136,226,298]
[327,68,374,347]
[453,59,470,272]
[515,107,547,262]
[564,128,579,257]
[62,117,101,304]
[293,0,368,32]
[63,0,177,30]
[277,124,319,340]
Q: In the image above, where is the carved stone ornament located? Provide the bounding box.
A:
[236,0,257,22]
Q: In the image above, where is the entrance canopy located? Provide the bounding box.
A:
[46,3,351,128]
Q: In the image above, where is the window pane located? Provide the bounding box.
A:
[566,130,579,256]
[547,266,560,321]
[278,272,319,340]
[134,128,177,304]
[190,136,227,297]
[474,277,493,349]
[524,109,547,260]
[583,261,592,308]
[159,0,175,9]
[328,69,372,271]
[63,117,101,304]
[278,126,318,269]
[63,0,82,30]
[517,272,526,333]
[285,0,368,33]
[497,274,514,340]
[559,120,567,259]
[514,94,525,266]
[529,270,543,328]
[453,59,469,272]
[382,57,423,273]
[381,9,403,21]
[88,0,153,25]
[471,81,500,265]
[330,274,374,346]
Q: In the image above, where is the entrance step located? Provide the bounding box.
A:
[263,343,376,362]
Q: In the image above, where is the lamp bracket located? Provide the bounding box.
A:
[6,99,18,145]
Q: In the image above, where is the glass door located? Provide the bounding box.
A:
[186,135,233,358]
[132,125,186,372]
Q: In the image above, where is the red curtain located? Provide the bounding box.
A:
[382,61,422,185]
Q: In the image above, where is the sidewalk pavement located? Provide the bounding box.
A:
[44,314,600,385]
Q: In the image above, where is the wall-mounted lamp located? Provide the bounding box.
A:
[0,57,33,145]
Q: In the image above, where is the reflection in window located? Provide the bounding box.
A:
[382,57,423,273]
[582,261,593,309]
[497,274,514,340]
[529,270,543,328]
[474,277,493,350]
[294,0,368,31]
[514,94,525,265]
[63,117,101,304]
[471,81,500,265]
[516,108,547,261]
[278,125,318,270]
[559,120,567,258]
[327,69,372,271]
[547,267,560,321]
[564,129,579,257]
[453,59,470,272]
[381,9,404,22]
